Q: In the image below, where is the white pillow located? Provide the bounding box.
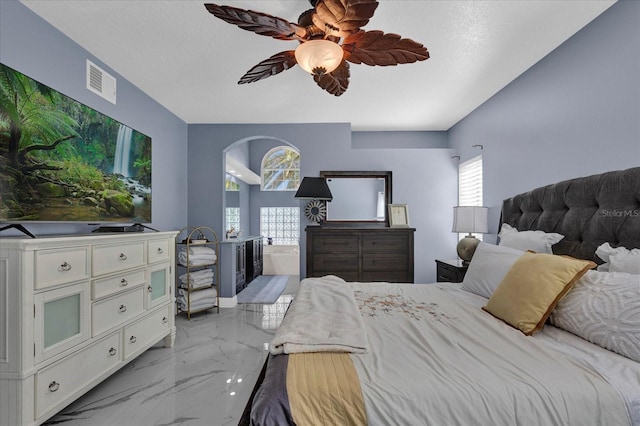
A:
[550,270,640,363]
[461,242,524,299]
[498,223,564,254]
[595,242,640,274]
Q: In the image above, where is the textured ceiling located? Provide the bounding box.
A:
[20,0,615,131]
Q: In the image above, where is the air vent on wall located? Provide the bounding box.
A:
[86,60,116,104]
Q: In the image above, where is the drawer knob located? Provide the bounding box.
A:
[120,279,128,287]
[147,285,153,293]
[58,262,72,272]
[48,381,60,392]
[162,316,168,324]
[118,253,128,261]
[156,248,164,254]
[118,304,127,313]
[129,336,137,344]
[109,347,117,356]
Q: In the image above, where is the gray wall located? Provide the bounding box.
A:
[188,123,457,282]
[0,1,188,235]
[449,0,640,241]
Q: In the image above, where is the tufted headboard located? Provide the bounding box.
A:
[500,167,640,263]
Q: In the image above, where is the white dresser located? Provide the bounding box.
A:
[0,231,178,426]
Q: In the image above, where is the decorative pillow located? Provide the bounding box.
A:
[550,270,640,362]
[483,252,595,335]
[595,242,640,274]
[498,223,564,254]
[461,242,524,299]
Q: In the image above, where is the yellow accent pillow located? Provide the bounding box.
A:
[483,252,595,335]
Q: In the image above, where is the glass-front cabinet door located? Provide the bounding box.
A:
[34,283,91,364]
[147,262,171,310]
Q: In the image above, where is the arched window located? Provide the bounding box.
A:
[261,146,300,191]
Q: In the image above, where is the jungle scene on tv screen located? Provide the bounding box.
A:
[0,63,151,223]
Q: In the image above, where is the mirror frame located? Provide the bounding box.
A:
[320,171,392,226]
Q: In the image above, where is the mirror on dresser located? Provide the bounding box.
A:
[320,171,392,226]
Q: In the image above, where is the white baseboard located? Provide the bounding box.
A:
[219,296,237,308]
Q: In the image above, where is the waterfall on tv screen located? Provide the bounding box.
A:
[114,124,133,177]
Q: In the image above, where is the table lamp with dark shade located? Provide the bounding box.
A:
[452,206,488,264]
[295,177,333,223]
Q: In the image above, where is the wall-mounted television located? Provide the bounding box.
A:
[0,63,151,225]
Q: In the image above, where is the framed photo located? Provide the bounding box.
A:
[388,204,409,227]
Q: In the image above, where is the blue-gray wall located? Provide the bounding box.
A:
[187,123,457,282]
[0,0,188,235]
[449,0,640,241]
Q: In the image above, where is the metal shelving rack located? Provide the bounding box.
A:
[175,226,220,319]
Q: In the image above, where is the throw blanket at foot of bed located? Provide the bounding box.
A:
[270,275,368,355]
[288,352,366,426]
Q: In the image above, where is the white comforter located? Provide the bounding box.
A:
[347,281,632,426]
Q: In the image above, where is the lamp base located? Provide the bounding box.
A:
[457,235,480,265]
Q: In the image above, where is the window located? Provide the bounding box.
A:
[225,208,240,233]
[225,174,240,232]
[260,207,300,245]
[459,155,483,206]
[458,155,483,239]
[261,146,300,191]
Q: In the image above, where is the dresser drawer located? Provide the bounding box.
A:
[148,238,171,264]
[362,253,408,271]
[362,234,409,253]
[92,242,145,276]
[311,253,359,272]
[312,235,359,253]
[35,247,90,289]
[92,287,145,336]
[123,306,171,359]
[92,268,146,300]
[36,331,121,418]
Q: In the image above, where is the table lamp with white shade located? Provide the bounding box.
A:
[452,206,489,265]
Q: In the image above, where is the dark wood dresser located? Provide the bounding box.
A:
[306,226,415,283]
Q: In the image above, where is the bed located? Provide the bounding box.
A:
[240,167,640,426]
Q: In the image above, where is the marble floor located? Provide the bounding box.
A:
[44,277,300,426]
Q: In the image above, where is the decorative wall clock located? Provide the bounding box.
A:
[305,200,327,222]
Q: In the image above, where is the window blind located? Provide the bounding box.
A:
[458,155,483,206]
[458,155,483,240]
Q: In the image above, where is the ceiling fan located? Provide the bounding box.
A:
[204,0,430,96]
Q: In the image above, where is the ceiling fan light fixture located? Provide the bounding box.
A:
[294,39,343,76]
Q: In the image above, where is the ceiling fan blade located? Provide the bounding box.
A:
[342,30,430,66]
[204,3,307,41]
[314,60,350,96]
[238,51,298,84]
[312,0,378,38]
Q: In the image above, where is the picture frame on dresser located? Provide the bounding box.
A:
[388,204,410,227]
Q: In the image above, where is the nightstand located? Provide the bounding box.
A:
[435,259,468,283]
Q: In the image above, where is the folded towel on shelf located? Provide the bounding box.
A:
[181,246,216,256]
[179,269,214,281]
[178,252,217,266]
[180,278,213,290]
[179,269,215,289]
[178,298,216,312]
[177,286,217,312]
[178,287,217,303]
